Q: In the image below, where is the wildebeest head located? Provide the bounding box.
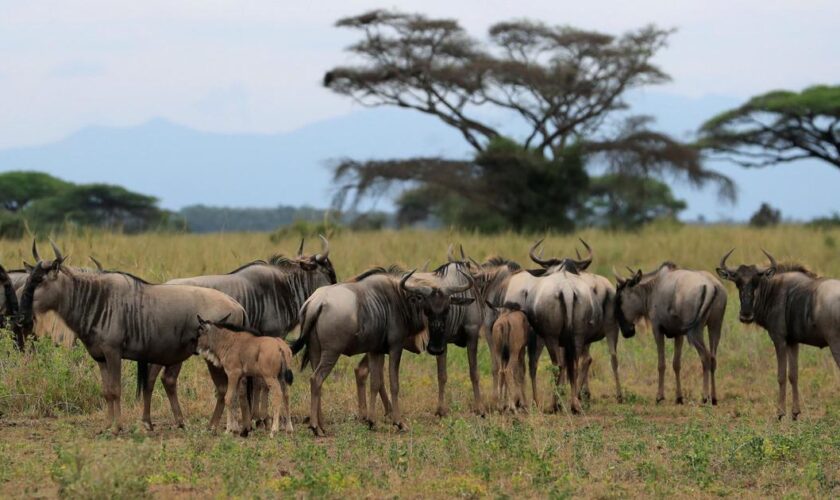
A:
[716,248,777,323]
[614,268,644,338]
[400,269,475,356]
[293,235,337,285]
[528,238,592,273]
[19,240,69,325]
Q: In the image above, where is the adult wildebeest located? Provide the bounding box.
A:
[0,264,22,347]
[293,267,474,436]
[486,301,529,412]
[527,240,622,405]
[615,262,727,405]
[717,249,840,419]
[165,236,336,429]
[19,242,247,433]
[195,317,295,437]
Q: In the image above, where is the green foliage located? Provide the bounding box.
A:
[179,204,326,233]
[269,218,342,242]
[586,173,687,229]
[749,203,781,227]
[51,444,150,499]
[0,211,26,239]
[808,212,840,229]
[698,84,840,168]
[0,171,72,212]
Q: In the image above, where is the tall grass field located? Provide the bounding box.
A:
[1,226,840,497]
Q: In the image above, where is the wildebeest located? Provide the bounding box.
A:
[717,249,840,419]
[486,301,529,412]
[19,242,248,433]
[165,236,336,428]
[293,267,474,436]
[528,240,622,404]
[0,264,22,347]
[615,262,727,405]
[195,317,295,437]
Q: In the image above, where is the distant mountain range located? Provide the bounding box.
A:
[0,91,836,222]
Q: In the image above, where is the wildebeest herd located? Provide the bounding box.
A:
[2,237,839,437]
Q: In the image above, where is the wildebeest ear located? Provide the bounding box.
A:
[451,296,475,306]
[762,267,776,279]
[23,262,34,273]
[715,267,733,280]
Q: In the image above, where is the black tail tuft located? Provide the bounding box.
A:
[246,376,254,408]
[501,344,511,364]
[283,369,294,385]
[136,362,149,401]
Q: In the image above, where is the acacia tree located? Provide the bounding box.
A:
[698,85,840,168]
[326,10,734,230]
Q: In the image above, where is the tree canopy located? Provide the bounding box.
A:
[698,85,840,168]
[326,10,734,231]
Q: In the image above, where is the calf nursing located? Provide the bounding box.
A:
[196,317,295,437]
[487,302,529,412]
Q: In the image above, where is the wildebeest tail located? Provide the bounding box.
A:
[500,322,511,364]
[292,301,321,370]
[559,291,576,385]
[136,361,149,401]
[680,285,716,333]
[278,343,294,385]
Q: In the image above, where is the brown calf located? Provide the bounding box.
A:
[487,301,530,412]
[196,317,294,437]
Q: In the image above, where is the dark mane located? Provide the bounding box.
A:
[209,321,266,337]
[501,302,521,311]
[659,261,679,271]
[226,254,303,275]
[484,257,521,271]
[350,265,405,282]
[776,262,818,278]
[227,260,268,274]
[77,268,154,285]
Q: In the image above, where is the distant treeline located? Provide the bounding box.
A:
[178,205,328,233]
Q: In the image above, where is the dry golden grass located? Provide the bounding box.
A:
[1,226,840,498]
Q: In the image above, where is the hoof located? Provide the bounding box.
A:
[176,422,186,430]
[239,428,250,438]
[394,422,409,433]
[269,431,276,439]
[712,398,718,406]
[777,413,785,421]
[434,408,448,418]
[656,396,665,404]
[309,425,326,437]
[366,419,375,430]
[616,395,624,404]
[701,397,709,405]
[676,396,685,405]
[792,412,800,421]
[255,419,266,430]
[142,421,154,432]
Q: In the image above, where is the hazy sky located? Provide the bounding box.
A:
[1,0,838,149]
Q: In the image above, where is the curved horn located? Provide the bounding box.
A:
[613,266,626,286]
[0,264,8,283]
[316,234,329,261]
[761,249,778,270]
[443,269,475,295]
[447,244,456,263]
[400,269,432,296]
[719,248,736,273]
[574,238,593,269]
[529,239,554,267]
[32,239,41,262]
[297,238,305,257]
[459,244,466,261]
[420,259,431,272]
[89,256,104,271]
[49,240,64,262]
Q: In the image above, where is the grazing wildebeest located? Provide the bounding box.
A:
[195,317,295,437]
[717,249,840,419]
[293,267,474,436]
[486,301,529,412]
[615,262,727,405]
[19,242,248,433]
[165,236,336,429]
[527,239,623,403]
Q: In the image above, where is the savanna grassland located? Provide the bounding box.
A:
[2,226,840,498]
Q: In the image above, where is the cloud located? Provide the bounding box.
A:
[48,61,106,79]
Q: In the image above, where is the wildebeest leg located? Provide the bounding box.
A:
[309,350,338,437]
[578,344,592,401]
[434,350,449,417]
[516,348,527,410]
[654,328,666,403]
[707,318,722,405]
[773,341,788,419]
[162,364,185,429]
[787,343,801,420]
[830,341,840,373]
[265,377,290,437]
[607,327,623,403]
[96,361,115,432]
[253,378,269,429]
[142,364,164,431]
[280,376,293,433]
[545,336,563,413]
[388,348,408,432]
[355,355,369,420]
[104,349,123,434]
[528,333,544,409]
[366,353,384,428]
[467,333,484,416]
[673,335,685,404]
[206,363,228,431]
[224,371,243,435]
[687,329,712,404]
